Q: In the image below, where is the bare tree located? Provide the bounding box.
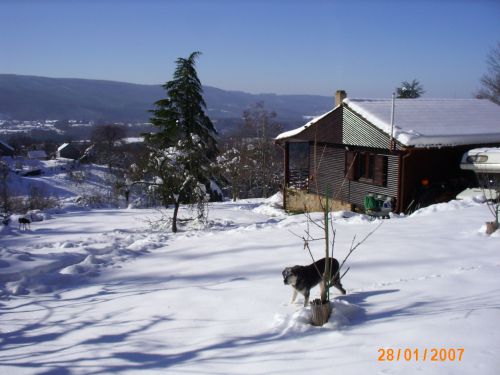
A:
[242,102,283,197]
[1,161,10,220]
[90,124,127,170]
[216,147,241,201]
[476,172,500,234]
[217,131,282,199]
[290,141,381,325]
[477,42,500,105]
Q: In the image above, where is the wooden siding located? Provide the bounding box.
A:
[308,144,399,209]
[278,106,343,143]
[343,107,403,150]
[309,107,343,144]
[282,102,494,214]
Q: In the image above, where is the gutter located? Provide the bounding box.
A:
[397,150,412,213]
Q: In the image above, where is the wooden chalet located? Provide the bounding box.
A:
[57,143,81,160]
[276,91,500,214]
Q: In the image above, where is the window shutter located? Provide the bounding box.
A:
[374,155,386,186]
[345,151,357,180]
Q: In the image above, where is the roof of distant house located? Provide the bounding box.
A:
[123,137,144,144]
[57,143,70,152]
[27,150,48,158]
[0,140,14,151]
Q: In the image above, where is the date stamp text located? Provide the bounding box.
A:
[378,348,464,362]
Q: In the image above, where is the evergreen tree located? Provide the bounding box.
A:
[146,52,218,232]
[397,79,425,98]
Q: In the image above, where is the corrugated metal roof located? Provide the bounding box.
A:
[344,98,500,147]
[277,98,500,148]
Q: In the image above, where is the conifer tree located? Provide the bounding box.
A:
[146,52,218,232]
[397,79,425,98]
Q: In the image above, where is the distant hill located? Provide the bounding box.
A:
[0,74,332,131]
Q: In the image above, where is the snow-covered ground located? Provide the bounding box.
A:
[1,158,117,202]
[1,160,499,374]
[1,187,499,374]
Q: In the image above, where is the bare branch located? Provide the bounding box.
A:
[336,221,384,278]
[340,266,350,280]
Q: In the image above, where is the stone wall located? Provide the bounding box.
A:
[285,188,352,213]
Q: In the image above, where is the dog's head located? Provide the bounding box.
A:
[282,267,298,286]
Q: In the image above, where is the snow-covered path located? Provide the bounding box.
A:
[1,198,499,374]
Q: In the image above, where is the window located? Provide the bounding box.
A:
[345,150,388,187]
[358,152,375,180]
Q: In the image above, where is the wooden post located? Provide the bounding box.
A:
[283,142,290,210]
[323,189,330,302]
[311,186,333,327]
[310,299,331,326]
[486,221,499,235]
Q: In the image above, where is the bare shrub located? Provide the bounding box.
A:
[75,187,120,208]
[7,197,25,214]
[68,169,87,185]
[26,186,59,211]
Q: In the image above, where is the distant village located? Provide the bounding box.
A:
[0,119,151,136]
[0,109,284,205]
[0,119,153,160]
[0,119,95,134]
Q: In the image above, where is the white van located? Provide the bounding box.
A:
[460,147,500,173]
[458,147,500,200]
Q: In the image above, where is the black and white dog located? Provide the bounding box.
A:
[282,257,346,306]
[18,217,31,230]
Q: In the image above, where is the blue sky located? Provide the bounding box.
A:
[1,0,499,98]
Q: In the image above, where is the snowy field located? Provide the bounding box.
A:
[1,192,499,374]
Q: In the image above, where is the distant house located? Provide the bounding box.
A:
[27,150,48,160]
[0,140,14,157]
[79,144,96,163]
[276,91,500,214]
[57,143,80,160]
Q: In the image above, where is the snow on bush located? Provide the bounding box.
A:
[273,299,364,335]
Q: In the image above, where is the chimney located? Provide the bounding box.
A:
[335,90,347,107]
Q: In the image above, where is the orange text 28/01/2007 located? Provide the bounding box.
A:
[378,348,464,362]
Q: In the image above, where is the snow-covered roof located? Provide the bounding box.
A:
[27,150,48,159]
[277,98,500,147]
[57,143,70,152]
[344,98,500,147]
[123,137,144,144]
[0,140,14,151]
